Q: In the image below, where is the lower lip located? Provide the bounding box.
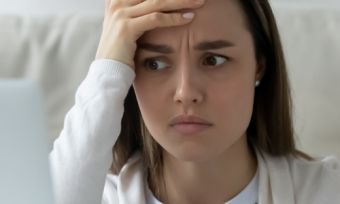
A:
[171,123,212,135]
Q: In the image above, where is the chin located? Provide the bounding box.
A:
[163,144,220,163]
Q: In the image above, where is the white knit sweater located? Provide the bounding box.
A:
[49,59,340,204]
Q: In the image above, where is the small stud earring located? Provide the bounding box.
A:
[255,80,260,87]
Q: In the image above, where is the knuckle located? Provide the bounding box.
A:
[112,8,126,18]
[108,1,128,14]
[150,12,162,22]
[109,1,121,10]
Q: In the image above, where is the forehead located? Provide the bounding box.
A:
[137,0,247,44]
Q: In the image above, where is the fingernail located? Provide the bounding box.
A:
[182,12,195,19]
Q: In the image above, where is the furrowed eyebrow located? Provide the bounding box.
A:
[137,40,235,54]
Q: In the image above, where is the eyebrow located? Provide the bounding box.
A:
[137,40,235,54]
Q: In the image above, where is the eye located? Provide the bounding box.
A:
[203,54,229,67]
[143,58,169,71]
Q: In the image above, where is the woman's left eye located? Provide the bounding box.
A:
[202,55,229,67]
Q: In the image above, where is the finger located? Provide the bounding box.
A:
[120,0,145,7]
[107,0,145,10]
[105,0,144,16]
[126,0,204,18]
[130,11,195,38]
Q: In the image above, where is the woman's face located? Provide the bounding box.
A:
[133,0,262,162]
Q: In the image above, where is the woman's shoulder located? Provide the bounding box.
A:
[281,151,340,202]
[257,148,340,203]
[258,148,340,178]
[103,151,146,203]
[286,152,340,179]
[105,150,144,184]
[287,153,340,202]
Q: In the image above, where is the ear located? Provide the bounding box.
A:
[255,57,266,81]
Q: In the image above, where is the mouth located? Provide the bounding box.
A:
[170,115,212,125]
[170,122,212,135]
[169,114,213,135]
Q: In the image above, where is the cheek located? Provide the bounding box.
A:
[212,82,255,136]
[133,81,167,134]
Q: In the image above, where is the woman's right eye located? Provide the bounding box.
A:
[143,58,169,71]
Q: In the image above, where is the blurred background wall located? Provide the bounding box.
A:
[0,0,104,15]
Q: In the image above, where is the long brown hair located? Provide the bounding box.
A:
[110,0,313,199]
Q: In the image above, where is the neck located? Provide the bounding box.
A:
[159,135,257,204]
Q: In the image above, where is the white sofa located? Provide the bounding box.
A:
[0,3,339,159]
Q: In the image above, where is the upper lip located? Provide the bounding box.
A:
[170,115,213,126]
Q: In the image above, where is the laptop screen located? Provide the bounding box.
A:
[0,79,55,204]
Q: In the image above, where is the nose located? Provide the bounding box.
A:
[173,65,204,106]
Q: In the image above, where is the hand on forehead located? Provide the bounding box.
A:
[137,0,247,50]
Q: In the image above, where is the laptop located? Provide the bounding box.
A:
[0,79,55,204]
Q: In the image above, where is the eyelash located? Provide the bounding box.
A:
[141,54,231,71]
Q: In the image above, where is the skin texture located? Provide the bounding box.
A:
[133,0,262,203]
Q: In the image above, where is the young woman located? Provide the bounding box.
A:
[49,0,340,203]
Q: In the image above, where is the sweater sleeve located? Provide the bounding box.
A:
[48,59,135,204]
